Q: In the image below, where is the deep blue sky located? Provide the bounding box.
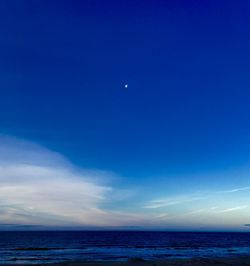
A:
[1,0,250,229]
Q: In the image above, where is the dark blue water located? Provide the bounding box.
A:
[0,231,250,264]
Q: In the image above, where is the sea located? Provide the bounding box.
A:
[0,231,250,264]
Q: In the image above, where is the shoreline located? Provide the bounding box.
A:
[3,257,250,266]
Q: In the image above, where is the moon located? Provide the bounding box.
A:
[124,84,128,89]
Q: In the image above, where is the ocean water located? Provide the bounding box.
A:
[0,231,250,264]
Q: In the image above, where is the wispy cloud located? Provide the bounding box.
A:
[1,135,250,230]
[154,213,169,219]
[144,195,206,209]
[217,206,248,213]
[0,135,128,227]
[218,187,250,193]
[1,135,195,229]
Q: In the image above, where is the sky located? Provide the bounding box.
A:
[0,0,250,231]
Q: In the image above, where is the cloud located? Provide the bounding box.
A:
[1,134,250,230]
[155,213,169,219]
[218,187,250,193]
[0,135,184,229]
[0,135,120,227]
[144,195,206,209]
[217,206,248,213]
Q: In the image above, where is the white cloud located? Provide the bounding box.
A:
[0,135,120,227]
[218,187,250,193]
[0,135,178,229]
[217,206,248,213]
[154,213,169,219]
[144,195,206,209]
[1,135,250,230]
